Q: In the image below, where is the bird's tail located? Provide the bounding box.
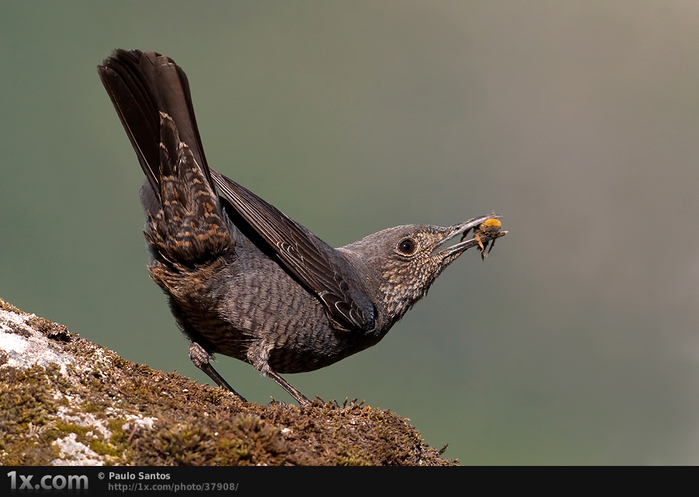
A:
[98,49,231,266]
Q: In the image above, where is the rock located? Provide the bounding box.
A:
[0,297,457,466]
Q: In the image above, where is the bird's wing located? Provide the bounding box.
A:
[212,170,375,332]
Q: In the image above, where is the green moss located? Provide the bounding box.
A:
[1,299,458,466]
[336,445,369,466]
[81,400,106,414]
[0,365,66,464]
[53,421,92,439]
[0,298,21,314]
[26,316,71,341]
[89,437,121,457]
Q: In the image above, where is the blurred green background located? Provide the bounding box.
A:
[2,1,698,465]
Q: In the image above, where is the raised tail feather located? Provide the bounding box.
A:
[98,49,231,266]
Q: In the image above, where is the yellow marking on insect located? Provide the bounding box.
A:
[480,218,501,232]
[474,218,504,260]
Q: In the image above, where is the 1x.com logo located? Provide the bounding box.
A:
[7,471,88,490]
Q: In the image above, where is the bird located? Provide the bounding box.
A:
[97,49,506,405]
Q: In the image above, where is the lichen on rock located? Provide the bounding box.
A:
[0,297,457,466]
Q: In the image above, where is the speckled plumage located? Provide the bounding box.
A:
[98,49,506,405]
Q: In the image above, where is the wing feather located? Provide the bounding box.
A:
[212,170,374,332]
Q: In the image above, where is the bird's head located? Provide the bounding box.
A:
[341,214,506,324]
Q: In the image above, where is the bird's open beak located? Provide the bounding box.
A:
[434,214,507,262]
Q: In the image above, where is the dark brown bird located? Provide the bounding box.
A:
[97,49,506,405]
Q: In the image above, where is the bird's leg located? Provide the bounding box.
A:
[246,340,311,406]
[188,342,247,402]
[266,370,311,406]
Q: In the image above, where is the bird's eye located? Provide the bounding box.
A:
[398,238,417,255]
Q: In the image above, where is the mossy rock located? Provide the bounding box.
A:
[0,297,457,466]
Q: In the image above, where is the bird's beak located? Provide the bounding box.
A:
[433,214,507,263]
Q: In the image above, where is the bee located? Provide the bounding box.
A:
[461,217,506,260]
